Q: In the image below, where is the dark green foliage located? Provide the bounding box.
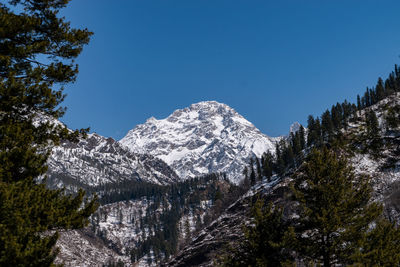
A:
[261,151,274,181]
[0,0,97,265]
[290,147,383,266]
[321,110,334,142]
[240,166,251,191]
[385,105,400,130]
[274,142,286,175]
[364,110,382,153]
[219,199,292,267]
[249,158,256,186]
[122,173,243,264]
[234,147,400,267]
[93,180,166,205]
[299,126,306,150]
[255,157,262,181]
[350,218,400,266]
[307,115,322,147]
[357,66,400,110]
[366,110,379,138]
[299,65,400,155]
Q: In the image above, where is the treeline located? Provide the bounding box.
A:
[91,180,167,205]
[357,65,400,109]
[246,64,400,180]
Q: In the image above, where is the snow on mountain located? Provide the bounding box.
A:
[289,121,301,134]
[47,133,179,190]
[120,101,278,183]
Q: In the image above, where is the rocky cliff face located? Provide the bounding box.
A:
[120,101,277,183]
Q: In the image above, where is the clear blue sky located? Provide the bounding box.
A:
[60,0,400,139]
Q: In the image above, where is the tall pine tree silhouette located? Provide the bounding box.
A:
[0,0,98,265]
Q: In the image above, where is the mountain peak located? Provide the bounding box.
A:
[189,100,231,110]
[166,100,237,123]
[120,101,277,183]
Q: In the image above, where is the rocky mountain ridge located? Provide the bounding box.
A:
[47,133,179,192]
[120,101,278,183]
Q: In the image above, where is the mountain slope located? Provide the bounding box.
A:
[47,133,179,191]
[120,101,277,183]
[167,93,400,267]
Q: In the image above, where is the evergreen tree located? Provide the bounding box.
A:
[255,157,262,181]
[184,218,191,243]
[307,115,316,147]
[321,110,334,141]
[219,199,292,267]
[241,166,251,190]
[261,152,273,181]
[365,110,380,146]
[350,218,400,266]
[299,125,306,150]
[364,88,371,107]
[289,147,383,267]
[282,144,295,168]
[385,106,400,130]
[0,0,98,265]
[274,141,286,175]
[376,77,385,101]
[249,159,256,186]
[290,132,301,157]
[331,103,343,130]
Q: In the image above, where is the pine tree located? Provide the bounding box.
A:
[219,199,292,267]
[255,157,262,181]
[184,218,191,243]
[241,166,251,190]
[385,106,400,130]
[274,141,286,175]
[249,159,256,186]
[321,110,334,141]
[376,77,385,101]
[307,115,316,147]
[365,110,381,153]
[289,147,383,266]
[261,152,273,181]
[299,125,306,150]
[0,0,98,265]
[350,218,400,266]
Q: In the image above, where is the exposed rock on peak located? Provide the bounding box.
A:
[120,101,277,183]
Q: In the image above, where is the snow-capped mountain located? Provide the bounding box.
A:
[47,133,179,191]
[120,101,278,183]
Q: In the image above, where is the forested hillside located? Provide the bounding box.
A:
[169,66,400,267]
